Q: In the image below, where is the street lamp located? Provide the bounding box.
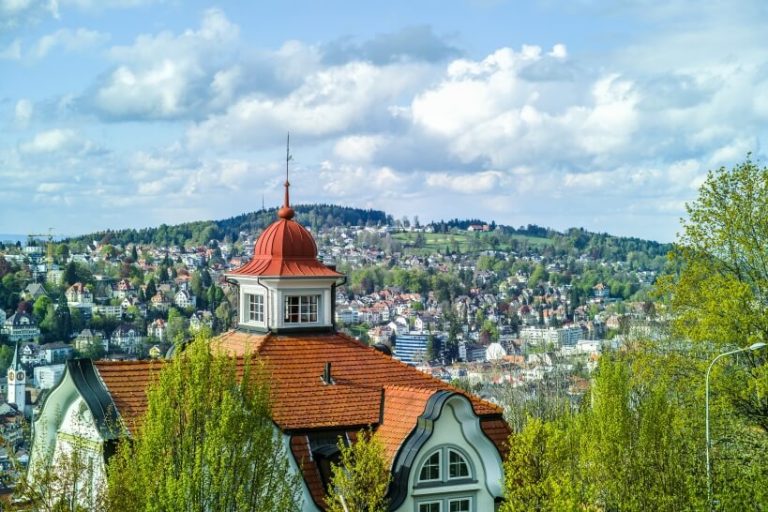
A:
[705,341,766,510]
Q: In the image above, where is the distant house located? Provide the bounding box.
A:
[174,289,196,309]
[150,292,171,312]
[113,279,134,299]
[20,342,41,366]
[189,311,212,332]
[2,312,41,342]
[148,319,167,341]
[23,283,48,301]
[74,329,107,353]
[40,342,74,364]
[66,283,93,306]
[109,324,144,355]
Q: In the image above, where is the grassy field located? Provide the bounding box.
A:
[391,231,552,255]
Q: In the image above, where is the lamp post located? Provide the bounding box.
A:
[705,341,766,510]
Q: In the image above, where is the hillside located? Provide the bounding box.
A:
[65,204,391,247]
[63,204,671,265]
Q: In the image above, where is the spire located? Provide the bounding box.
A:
[11,340,20,371]
[278,132,295,220]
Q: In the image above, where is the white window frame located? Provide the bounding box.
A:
[417,501,442,512]
[447,497,472,512]
[283,294,320,324]
[447,449,470,480]
[417,450,442,483]
[417,446,474,485]
[246,293,264,323]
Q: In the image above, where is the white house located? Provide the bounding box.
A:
[2,312,41,342]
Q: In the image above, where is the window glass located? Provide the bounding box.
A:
[418,451,441,482]
[448,449,470,479]
[448,498,471,512]
[247,294,264,323]
[419,502,441,512]
[284,295,319,323]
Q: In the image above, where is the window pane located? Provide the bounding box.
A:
[247,294,264,323]
[418,451,440,481]
[449,498,470,512]
[449,450,470,479]
[419,503,441,512]
[284,295,319,324]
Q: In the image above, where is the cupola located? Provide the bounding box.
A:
[225,140,343,334]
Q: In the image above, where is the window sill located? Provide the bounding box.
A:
[413,478,478,491]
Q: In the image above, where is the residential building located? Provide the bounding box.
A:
[2,312,41,342]
[174,289,196,309]
[110,324,144,354]
[30,180,509,511]
[39,342,74,364]
[33,364,66,390]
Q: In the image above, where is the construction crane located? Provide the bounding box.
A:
[27,228,55,264]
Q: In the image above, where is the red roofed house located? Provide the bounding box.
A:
[29,177,510,511]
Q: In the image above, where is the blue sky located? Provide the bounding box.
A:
[2,1,768,242]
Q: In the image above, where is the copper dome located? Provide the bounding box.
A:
[227,180,341,278]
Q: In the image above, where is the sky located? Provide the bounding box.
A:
[2,1,768,242]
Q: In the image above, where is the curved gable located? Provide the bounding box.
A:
[388,392,505,511]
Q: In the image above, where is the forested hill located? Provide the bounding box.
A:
[64,205,669,263]
[66,204,391,247]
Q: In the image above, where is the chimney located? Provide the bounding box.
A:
[322,362,333,385]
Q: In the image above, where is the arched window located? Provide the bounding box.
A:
[416,446,473,485]
[418,451,441,482]
[448,449,470,479]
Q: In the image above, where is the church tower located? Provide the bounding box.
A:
[225,143,343,334]
[7,341,26,413]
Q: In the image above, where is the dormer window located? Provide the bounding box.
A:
[284,295,319,324]
[448,449,470,479]
[247,294,264,323]
[418,451,441,482]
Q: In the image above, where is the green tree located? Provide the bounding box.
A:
[325,429,390,512]
[106,334,301,511]
[33,296,52,323]
[658,156,768,430]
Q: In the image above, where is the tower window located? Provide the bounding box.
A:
[247,294,264,323]
[284,295,319,324]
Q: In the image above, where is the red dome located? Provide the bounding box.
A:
[227,175,341,278]
[254,218,317,259]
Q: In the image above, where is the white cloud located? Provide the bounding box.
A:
[19,129,79,153]
[187,60,430,150]
[34,27,109,58]
[425,170,503,194]
[18,128,101,155]
[87,8,238,120]
[333,135,386,162]
[14,99,33,127]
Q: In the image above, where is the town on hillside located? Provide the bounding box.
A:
[0,209,668,491]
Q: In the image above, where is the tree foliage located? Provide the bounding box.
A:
[325,429,391,512]
[658,156,768,430]
[106,334,301,511]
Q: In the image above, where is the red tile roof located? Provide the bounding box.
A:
[93,360,164,433]
[94,330,510,511]
[376,385,435,462]
[217,331,502,431]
